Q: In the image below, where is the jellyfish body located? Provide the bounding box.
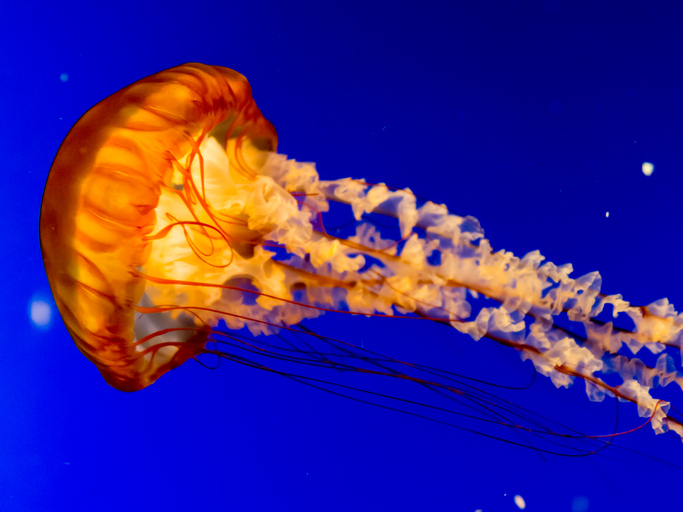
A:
[41,64,683,442]
[41,64,277,390]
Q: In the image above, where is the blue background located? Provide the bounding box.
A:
[3,0,683,510]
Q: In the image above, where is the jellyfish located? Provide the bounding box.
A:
[40,63,683,452]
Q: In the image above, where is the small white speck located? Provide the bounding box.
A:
[642,162,654,176]
[606,211,609,218]
[60,73,69,82]
[514,495,526,510]
[30,299,52,328]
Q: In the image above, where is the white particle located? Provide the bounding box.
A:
[30,299,52,328]
[514,495,526,510]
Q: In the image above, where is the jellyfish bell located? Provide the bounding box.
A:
[40,64,277,391]
[40,63,683,449]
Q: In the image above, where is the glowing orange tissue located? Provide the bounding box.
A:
[40,64,683,446]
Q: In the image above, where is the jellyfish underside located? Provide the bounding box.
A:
[41,65,683,457]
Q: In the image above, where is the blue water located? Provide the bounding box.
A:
[3,1,683,510]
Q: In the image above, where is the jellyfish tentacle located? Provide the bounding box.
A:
[310,178,683,436]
